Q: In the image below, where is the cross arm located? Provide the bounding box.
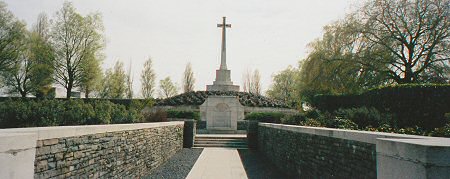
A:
[217,24,232,28]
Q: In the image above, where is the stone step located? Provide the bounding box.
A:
[197,129,247,134]
[195,138,247,142]
[195,140,247,145]
[193,143,248,149]
[193,134,248,149]
[195,134,246,140]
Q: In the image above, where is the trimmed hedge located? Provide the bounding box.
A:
[156,91,290,108]
[0,97,156,110]
[0,99,150,129]
[310,84,450,129]
[166,110,200,121]
[245,109,450,137]
[244,112,286,123]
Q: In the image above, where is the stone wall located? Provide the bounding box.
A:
[258,125,376,178]
[0,122,184,179]
[256,123,450,179]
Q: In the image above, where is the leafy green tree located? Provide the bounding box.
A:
[298,18,390,99]
[1,12,55,97]
[159,77,178,98]
[266,66,299,106]
[0,2,26,75]
[51,2,104,98]
[100,61,127,99]
[141,58,156,98]
[29,13,55,97]
[182,62,195,93]
[79,53,102,98]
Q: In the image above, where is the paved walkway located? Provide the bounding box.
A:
[145,134,287,179]
[186,148,247,179]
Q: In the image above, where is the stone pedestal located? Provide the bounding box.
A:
[206,69,239,92]
[200,96,244,131]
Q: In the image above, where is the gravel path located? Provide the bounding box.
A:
[144,148,203,179]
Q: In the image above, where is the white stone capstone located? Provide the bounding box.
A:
[0,133,37,179]
[200,96,244,131]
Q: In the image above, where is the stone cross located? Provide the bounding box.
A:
[217,17,231,70]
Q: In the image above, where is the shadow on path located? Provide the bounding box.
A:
[144,148,203,179]
[238,149,288,179]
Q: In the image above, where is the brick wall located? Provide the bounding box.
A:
[33,124,183,178]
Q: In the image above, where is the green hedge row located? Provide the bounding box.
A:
[245,110,450,137]
[310,84,450,129]
[0,97,156,110]
[166,110,200,121]
[0,99,152,129]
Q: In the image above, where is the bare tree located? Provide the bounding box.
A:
[242,69,252,93]
[360,0,450,83]
[251,69,261,95]
[242,68,262,95]
[141,58,156,99]
[182,62,195,93]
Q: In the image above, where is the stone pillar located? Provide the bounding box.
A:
[0,133,37,179]
[247,120,259,150]
[183,120,196,148]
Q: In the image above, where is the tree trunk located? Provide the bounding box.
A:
[20,91,26,98]
[85,88,90,99]
[66,83,72,99]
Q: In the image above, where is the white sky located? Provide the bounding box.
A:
[4,0,361,97]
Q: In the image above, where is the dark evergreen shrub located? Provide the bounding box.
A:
[143,109,167,123]
[281,113,307,125]
[155,91,291,108]
[310,84,450,129]
[244,112,285,123]
[166,110,200,121]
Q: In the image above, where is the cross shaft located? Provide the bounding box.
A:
[217,17,231,70]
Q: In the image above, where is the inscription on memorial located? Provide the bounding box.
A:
[213,103,231,128]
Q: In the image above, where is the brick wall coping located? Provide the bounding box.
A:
[0,121,184,140]
[258,123,450,145]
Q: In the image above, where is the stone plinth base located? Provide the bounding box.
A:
[200,96,245,131]
[206,69,240,92]
[206,84,240,92]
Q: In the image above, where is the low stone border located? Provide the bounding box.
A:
[0,122,184,179]
[255,123,450,178]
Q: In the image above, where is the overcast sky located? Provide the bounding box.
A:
[4,0,361,97]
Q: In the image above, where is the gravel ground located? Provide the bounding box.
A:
[144,148,203,179]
